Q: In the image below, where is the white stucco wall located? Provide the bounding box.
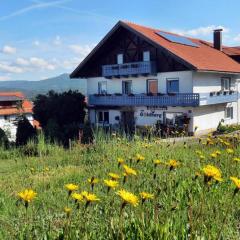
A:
[193,102,238,134]
[86,71,193,95]
[0,113,34,142]
[193,72,237,93]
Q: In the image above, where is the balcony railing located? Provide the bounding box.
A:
[89,93,200,107]
[199,91,238,105]
[102,61,156,78]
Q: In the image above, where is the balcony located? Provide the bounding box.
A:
[102,61,156,78]
[89,93,200,107]
[199,91,238,105]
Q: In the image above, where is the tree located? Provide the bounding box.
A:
[33,90,86,145]
[0,128,9,148]
[16,116,37,146]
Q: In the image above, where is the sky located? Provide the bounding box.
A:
[0,0,240,81]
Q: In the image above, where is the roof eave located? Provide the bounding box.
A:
[196,69,240,75]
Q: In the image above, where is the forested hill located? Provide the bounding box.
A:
[0,74,86,99]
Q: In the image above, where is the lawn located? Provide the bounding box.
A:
[0,133,240,239]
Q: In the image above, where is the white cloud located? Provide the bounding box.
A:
[53,35,61,46]
[29,57,56,70]
[62,57,82,69]
[68,44,94,56]
[16,57,30,66]
[2,45,17,54]
[0,62,24,73]
[172,25,229,37]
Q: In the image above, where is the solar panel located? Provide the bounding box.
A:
[156,31,199,47]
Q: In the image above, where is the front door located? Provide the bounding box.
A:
[121,111,135,134]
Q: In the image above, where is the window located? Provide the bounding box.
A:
[225,107,233,119]
[143,51,150,62]
[98,81,107,94]
[122,81,132,94]
[221,77,231,91]
[147,79,158,94]
[117,54,123,64]
[97,111,109,124]
[167,79,179,93]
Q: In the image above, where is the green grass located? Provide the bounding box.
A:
[1,133,240,239]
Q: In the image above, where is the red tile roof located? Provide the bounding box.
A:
[122,21,240,73]
[0,92,25,98]
[0,92,33,116]
[222,46,240,56]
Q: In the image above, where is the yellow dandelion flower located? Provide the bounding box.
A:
[224,141,230,146]
[123,165,137,176]
[81,191,88,197]
[108,172,121,180]
[71,193,83,202]
[65,183,78,192]
[18,189,37,206]
[139,192,154,201]
[117,158,124,167]
[230,177,240,191]
[84,193,100,207]
[233,157,240,162]
[116,189,139,207]
[226,148,234,154]
[154,159,162,166]
[202,165,223,183]
[64,207,72,217]
[215,150,221,156]
[135,153,145,162]
[104,179,119,189]
[199,155,205,160]
[167,159,180,170]
[210,153,217,158]
[87,177,99,185]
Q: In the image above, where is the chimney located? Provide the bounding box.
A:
[213,29,223,51]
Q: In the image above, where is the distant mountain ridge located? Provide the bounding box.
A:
[0,74,86,99]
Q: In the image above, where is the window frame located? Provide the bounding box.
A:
[221,77,231,91]
[98,81,107,94]
[143,51,150,62]
[97,111,109,124]
[117,53,124,64]
[166,78,179,94]
[225,106,233,119]
[147,79,158,94]
[122,80,132,95]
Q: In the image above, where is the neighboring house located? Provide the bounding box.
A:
[70,21,240,135]
[0,92,37,141]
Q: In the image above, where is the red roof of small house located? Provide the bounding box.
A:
[0,92,33,116]
[122,21,240,73]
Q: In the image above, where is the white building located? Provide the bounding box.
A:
[70,21,240,135]
[0,92,36,141]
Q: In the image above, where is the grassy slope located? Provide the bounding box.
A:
[0,134,240,239]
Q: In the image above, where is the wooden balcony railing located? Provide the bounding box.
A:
[89,93,200,107]
[102,61,156,77]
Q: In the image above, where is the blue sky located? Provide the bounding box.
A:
[0,0,240,81]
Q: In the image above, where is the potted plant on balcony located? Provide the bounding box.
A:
[157,92,165,96]
[217,91,221,96]
[229,90,234,95]
[168,92,176,96]
[128,93,135,97]
[115,93,122,96]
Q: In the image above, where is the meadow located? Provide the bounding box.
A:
[0,133,240,239]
